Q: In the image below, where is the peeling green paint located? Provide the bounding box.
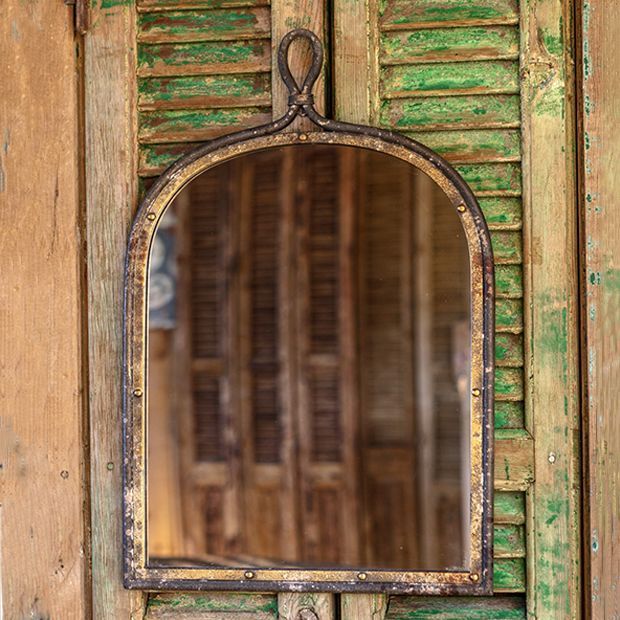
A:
[382,60,519,96]
[455,162,522,193]
[495,367,524,399]
[381,94,520,130]
[495,401,525,428]
[381,0,519,28]
[139,9,267,38]
[496,298,523,331]
[138,73,270,106]
[138,40,269,72]
[381,26,519,64]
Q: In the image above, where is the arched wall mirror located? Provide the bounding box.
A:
[124,30,494,594]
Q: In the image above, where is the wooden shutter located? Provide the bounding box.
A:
[357,150,419,568]
[294,146,361,565]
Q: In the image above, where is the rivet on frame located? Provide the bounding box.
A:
[457,204,467,213]
[299,133,308,141]
[469,573,479,582]
[357,572,367,581]
[244,570,256,579]
[133,388,143,398]
[471,388,481,397]
[146,212,156,221]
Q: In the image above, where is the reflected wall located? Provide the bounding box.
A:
[146,145,470,570]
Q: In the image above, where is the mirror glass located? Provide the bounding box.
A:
[146,144,471,571]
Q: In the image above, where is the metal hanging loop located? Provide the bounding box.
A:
[277,29,324,114]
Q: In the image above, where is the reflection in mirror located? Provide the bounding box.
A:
[146,145,470,571]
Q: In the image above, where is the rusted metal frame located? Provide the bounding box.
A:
[123,29,495,595]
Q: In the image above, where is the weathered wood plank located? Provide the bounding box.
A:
[522,1,581,617]
[278,593,335,620]
[491,231,522,264]
[146,593,278,618]
[495,524,526,558]
[495,333,524,367]
[581,1,620,617]
[495,491,526,524]
[85,0,146,616]
[139,107,271,142]
[454,163,521,195]
[381,61,519,98]
[495,402,525,429]
[495,368,524,402]
[341,594,388,620]
[496,265,523,298]
[406,129,521,164]
[380,95,521,131]
[496,298,523,332]
[137,40,271,76]
[333,0,375,123]
[385,595,526,619]
[495,431,533,490]
[478,197,522,230]
[138,8,271,43]
[381,26,519,65]
[380,0,519,31]
[494,558,527,592]
[139,0,269,10]
[0,2,87,617]
[138,73,271,110]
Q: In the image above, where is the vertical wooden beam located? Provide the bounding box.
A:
[521,1,581,617]
[84,0,145,616]
[339,148,362,564]
[580,1,620,616]
[278,149,302,560]
[333,0,377,123]
[278,593,336,620]
[1,2,87,617]
[341,593,388,620]
[411,172,436,568]
[271,0,326,130]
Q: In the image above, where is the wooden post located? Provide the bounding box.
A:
[521,1,581,617]
[278,593,336,620]
[1,2,87,616]
[580,1,620,616]
[85,0,145,616]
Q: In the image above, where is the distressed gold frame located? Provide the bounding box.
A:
[123,29,494,594]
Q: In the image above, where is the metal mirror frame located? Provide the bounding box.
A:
[123,29,495,595]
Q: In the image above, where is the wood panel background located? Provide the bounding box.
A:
[1,2,87,617]
[580,1,620,617]
[85,0,576,618]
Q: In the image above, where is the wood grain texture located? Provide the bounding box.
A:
[84,0,145,617]
[521,1,581,618]
[341,593,388,620]
[146,592,278,618]
[0,2,87,617]
[580,1,620,617]
[386,596,525,619]
[380,0,519,31]
[333,0,374,123]
[278,593,335,620]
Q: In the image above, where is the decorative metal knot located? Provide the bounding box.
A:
[277,29,323,116]
[288,92,314,106]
